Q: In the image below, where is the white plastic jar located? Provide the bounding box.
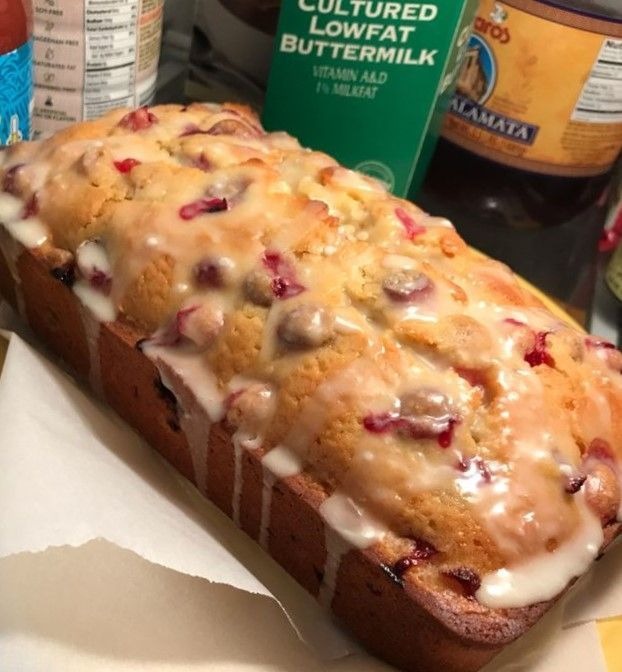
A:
[32,0,164,138]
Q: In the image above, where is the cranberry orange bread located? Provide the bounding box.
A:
[0,104,620,672]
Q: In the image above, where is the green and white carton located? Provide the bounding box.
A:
[262,1,478,197]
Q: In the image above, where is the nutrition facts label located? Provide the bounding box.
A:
[572,38,622,124]
[32,0,163,137]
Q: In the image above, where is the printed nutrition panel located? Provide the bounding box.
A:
[33,0,163,136]
[84,0,141,116]
[572,39,622,125]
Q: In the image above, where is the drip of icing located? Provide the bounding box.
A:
[77,304,104,397]
[2,217,48,248]
[259,445,304,549]
[0,192,24,223]
[318,492,388,608]
[476,497,604,608]
[144,345,225,493]
[318,529,350,608]
[319,492,388,549]
[73,280,116,322]
[231,430,262,526]
[262,444,303,478]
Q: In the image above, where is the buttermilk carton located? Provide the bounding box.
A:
[262,0,478,197]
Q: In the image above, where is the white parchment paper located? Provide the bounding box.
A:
[0,301,620,671]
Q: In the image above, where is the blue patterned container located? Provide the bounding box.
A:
[0,39,33,146]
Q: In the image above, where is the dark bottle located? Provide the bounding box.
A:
[418,0,622,325]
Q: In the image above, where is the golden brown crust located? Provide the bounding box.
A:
[2,243,620,672]
[1,103,622,672]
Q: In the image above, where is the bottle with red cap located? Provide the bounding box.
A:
[0,0,33,146]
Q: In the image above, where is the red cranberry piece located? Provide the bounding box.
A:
[262,251,284,275]
[437,419,458,448]
[599,212,622,252]
[585,337,616,351]
[179,124,209,137]
[22,194,39,219]
[395,207,426,240]
[207,119,261,137]
[193,256,234,288]
[524,331,555,368]
[224,388,245,411]
[118,106,158,131]
[443,567,481,597]
[503,317,526,328]
[363,392,460,448]
[457,456,492,483]
[261,250,306,300]
[179,197,228,220]
[277,304,335,348]
[392,538,438,577]
[2,164,24,195]
[587,438,615,462]
[382,270,432,303]
[114,158,141,173]
[564,474,587,494]
[154,305,200,347]
[399,390,457,446]
[272,276,306,300]
[244,270,274,307]
[363,412,400,434]
[76,239,112,295]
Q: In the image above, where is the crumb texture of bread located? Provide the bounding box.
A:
[0,103,621,672]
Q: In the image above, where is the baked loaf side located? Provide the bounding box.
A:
[0,104,621,672]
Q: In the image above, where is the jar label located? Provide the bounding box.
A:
[32,0,164,138]
[442,0,622,176]
[0,40,33,146]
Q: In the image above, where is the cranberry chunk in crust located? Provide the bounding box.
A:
[392,538,438,577]
[262,250,306,299]
[277,304,335,349]
[524,331,555,368]
[114,158,141,173]
[585,463,620,525]
[382,270,432,303]
[395,207,426,240]
[118,106,158,131]
[443,567,481,597]
[179,197,228,220]
[193,256,235,288]
[76,239,112,295]
[363,389,460,447]
[244,269,275,307]
[2,163,24,195]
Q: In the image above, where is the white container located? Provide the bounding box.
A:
[32,0,164,138]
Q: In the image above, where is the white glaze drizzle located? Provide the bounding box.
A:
[144,344,225,493]
[318,492,388,607]
[77,303,104,398]
[73,281,116,323]
[2,217,48,248]
[0,194,48,319]
[231,430,261,527]
[477,497,604,608]
[259,445,304,549]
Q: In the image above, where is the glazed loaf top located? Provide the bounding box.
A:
[0,103,620,610]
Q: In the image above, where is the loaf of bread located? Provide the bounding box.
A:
[0,104,620,672]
